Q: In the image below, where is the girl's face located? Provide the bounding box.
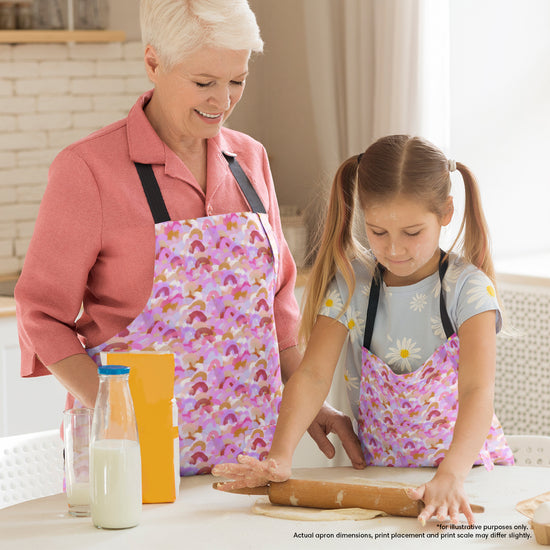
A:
[364,195,453,286]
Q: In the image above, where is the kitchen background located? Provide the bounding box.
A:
[0,1,549,443]
[1,0,550,279]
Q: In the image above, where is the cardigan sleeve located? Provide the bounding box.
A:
[15,148,102,377]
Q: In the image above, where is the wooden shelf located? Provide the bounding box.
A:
[0,30,126,44]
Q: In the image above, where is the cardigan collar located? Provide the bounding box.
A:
[127,89,241,196]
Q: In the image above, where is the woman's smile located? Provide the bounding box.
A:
[194,109,224,123]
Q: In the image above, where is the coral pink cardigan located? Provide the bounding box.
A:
[16,90,300,377]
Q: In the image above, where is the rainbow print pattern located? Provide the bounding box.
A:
[358,335,514,467]
[88,212,282,475]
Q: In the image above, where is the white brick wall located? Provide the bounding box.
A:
[0,41,150,276]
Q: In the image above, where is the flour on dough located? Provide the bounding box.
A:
[251,498,386,522]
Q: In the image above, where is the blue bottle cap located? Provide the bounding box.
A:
[98,365,130,375]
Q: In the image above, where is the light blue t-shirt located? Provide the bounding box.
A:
[319,253,502,418]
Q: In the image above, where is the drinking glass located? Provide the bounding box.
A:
[63,408,93,517]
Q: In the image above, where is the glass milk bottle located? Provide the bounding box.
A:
[90,365,142,529]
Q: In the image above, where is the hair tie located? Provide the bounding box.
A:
[448,159,457,172]
[357,153,363,165]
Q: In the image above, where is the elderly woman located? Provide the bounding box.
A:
[15,0,363,475]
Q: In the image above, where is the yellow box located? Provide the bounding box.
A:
[100,351,179,503]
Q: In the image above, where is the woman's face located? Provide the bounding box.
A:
[145,45,250,142]
[364,195,453,286]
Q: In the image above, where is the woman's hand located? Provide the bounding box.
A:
[307,403,366,470]
[211,454,291,491]
[406,470,475,526]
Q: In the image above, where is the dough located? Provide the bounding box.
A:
[251,498,386,522]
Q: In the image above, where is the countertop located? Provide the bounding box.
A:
[0,465,546,550]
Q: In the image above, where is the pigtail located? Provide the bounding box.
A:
[451,162,496,286]
[298,156,362,347]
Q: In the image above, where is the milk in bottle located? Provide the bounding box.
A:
[90,365,142,529]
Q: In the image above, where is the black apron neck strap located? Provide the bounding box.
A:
[362,249,454,351]
[438,250,455,339]
[134,154,266,224]
[362,263,384,351]
[134,162,171,224]
[222,153,266,214]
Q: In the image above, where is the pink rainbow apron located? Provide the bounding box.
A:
[357,251,514,468]
[83,154,283,475]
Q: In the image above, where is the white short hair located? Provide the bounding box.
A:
[140,0,264,69]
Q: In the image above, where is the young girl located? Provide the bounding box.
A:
[212,135,514,525]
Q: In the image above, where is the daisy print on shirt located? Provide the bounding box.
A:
[466,278,497,309]
[323,289,343,311]
[431,315,447,339]
[344,369,360,392]
[347,310,365,345]
[410,292,428,312]
[385,337,422,372]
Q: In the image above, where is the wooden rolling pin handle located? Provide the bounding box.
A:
[470,504,485,513]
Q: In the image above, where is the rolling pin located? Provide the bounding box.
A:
[213,479,485,518]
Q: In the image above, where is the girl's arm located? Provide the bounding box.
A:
[279,346,365,468]
[408,310,497,525]
[212,315,350,488]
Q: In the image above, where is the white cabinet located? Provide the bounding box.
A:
[0,315,66,436]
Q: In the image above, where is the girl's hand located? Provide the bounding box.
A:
[406,470,475,526]
[211,454,291,491]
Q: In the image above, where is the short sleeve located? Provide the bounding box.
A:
[318,277,349,325]
[318,261,370,343]
[455,270,502,333]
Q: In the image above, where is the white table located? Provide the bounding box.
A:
[0,466,547,550]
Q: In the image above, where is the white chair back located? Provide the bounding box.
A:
[0,429,63,509]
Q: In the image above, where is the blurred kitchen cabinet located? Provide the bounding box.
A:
[0,316,66,436]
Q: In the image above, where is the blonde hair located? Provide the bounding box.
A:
[140,0,263,69]
[300,135,497,345]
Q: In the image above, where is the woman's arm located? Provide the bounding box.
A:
[15,148,102,378]
[213,315,349,488]
[46,353,100,409]
[410,310,497,525]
